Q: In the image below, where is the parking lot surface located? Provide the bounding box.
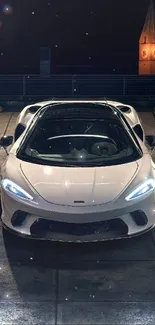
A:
[0,111,155,325]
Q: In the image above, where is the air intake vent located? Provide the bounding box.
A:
[130,210,148,226]
[74,201,85,204]
[28,105,41,113]
[117,105,131,113]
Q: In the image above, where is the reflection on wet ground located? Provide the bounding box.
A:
[1,225,155,324]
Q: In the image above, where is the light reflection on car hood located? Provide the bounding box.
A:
[20,161,138,206]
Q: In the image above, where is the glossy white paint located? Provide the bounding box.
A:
[1,99,155,241]
[20,161,138,206]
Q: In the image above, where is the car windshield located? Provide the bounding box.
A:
[18,117,141,167]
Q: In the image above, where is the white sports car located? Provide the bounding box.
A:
[0,99,155,242]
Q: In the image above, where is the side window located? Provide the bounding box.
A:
[133,124,143,141]
[14,124,26,141]
[120,114,143,153]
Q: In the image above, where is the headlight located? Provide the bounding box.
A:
[1,178,33,201]
[125,179,155,201]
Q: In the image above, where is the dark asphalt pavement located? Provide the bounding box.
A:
[0,224,155,324]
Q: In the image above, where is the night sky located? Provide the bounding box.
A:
[0,0,152,74]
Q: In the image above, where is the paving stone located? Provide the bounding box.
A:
[58,261,155,302]
[57,302,155,325]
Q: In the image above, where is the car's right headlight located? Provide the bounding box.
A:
[1,178,34,201]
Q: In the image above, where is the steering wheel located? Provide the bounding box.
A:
[91,142,118,156]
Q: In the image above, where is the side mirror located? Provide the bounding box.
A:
[145,135,155,148]
[0,136,13,148]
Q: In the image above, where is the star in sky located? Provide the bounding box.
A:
[3,4,13,15]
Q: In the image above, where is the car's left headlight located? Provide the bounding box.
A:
[125,179,155,201]
[1,178,34,201]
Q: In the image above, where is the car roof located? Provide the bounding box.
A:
[34,98,123,107]
[39,101,120,121]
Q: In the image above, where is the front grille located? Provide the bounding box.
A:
[30,218,128,239]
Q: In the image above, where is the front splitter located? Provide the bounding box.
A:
[1,220,154,243]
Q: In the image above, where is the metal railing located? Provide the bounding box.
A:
[0,74,155,101]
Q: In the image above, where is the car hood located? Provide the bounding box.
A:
[20,161,138,206]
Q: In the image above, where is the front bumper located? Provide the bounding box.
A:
[1,189,155,242]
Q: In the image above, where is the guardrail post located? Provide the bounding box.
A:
[123,76,126,96]
[23,75,26,98]
[72,75,76,97]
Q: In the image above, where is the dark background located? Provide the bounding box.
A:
[0,0,151,74]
